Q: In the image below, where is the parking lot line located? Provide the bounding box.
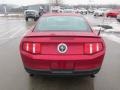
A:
[0,29,26,46]
[10,29,25,38]
[0,26,22,37]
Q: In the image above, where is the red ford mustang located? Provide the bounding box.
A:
[20,13,106,77]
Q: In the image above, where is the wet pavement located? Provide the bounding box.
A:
[0,16,120,90]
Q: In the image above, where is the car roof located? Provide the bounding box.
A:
[42,13,82,17]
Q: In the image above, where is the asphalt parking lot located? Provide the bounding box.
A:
[0,15,120,90]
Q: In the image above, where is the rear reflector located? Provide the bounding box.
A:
[84,43,103,54]
[23,42,41,54]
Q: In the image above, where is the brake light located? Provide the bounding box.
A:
[84,43,103,54]
[23,42,41,54]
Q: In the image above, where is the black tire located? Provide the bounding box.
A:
[95,14,98,17]
[94,14,96,16]
[25,17,28,21]
[29,73,34,77]
[90,74,95,78]
[117,19,120,22]
[107,15,110,18]
[34,17,38,21]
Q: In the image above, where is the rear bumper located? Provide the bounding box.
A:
[26,16,39,18]
[25,67,100,76]
[21,52,105,71]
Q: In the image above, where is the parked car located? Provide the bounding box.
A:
[106,9,120,18]
[50,6,60,13]
[20,13,106,77]
[24,10,40,21]
[59,8,64,13]
[94,8,108,17]
[88,8,96,14]
[116,13,120,22]
[76,8,88,14]
[24,7,44,21]
[62,8,75,13]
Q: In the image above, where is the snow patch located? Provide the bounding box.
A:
[102,33,120,44]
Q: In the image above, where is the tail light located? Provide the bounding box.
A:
[84,43,103,54]
[22,42,41,54]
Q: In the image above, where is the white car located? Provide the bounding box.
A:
[116,13,120,22]
[58,8,64,13]
[88,8,95,13]
[50,6,60,13]
[94,8,108,16]
[76,8,88,14]
[62,9,75,13]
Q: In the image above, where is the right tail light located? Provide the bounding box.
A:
[84,43,103,55]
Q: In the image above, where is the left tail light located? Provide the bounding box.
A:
[22,42,41,54]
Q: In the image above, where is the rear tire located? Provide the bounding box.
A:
[81,12,83,14]
[25,17,28,21]
[90,74,95,78]
[117,19,120,22]
[107,15,110,18]
[29,73,34,77]
[94,14,96,17]
[34,18,38,21]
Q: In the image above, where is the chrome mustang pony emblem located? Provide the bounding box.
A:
[57,43,68,54]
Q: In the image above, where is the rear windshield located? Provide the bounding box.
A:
[34,16,91,32]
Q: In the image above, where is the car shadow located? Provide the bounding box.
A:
[28,76,94,90]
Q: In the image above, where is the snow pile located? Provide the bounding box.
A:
[93,23,120,33]
[106,23,120,32]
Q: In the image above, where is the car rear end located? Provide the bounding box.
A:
[20,14,105,76]
[24,10,39,21]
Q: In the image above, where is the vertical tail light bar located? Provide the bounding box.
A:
[84,43,103,54]
[90,44,93,54]
[23,43,32,53]
[33,43,41,54]
[96,43,99,51]
[23,42,41,54]
[32,43,36,53]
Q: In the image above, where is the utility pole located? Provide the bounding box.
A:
[3,5,7,16]
[89,0,92,9]
[1,0,7,16]
[55,0,58,6]
[89,0,95,9]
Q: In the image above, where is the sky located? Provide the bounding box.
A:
[0,0,120,5]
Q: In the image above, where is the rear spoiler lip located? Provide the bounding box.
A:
[24,35,100,38]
